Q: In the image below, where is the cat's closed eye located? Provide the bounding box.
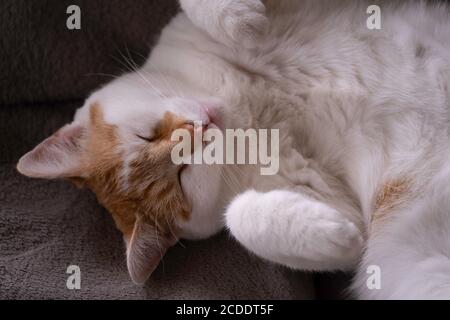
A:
[136,134,155,143]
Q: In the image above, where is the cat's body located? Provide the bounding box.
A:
[18,0,450,299]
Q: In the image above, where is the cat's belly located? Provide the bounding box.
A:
[247,74,450,223]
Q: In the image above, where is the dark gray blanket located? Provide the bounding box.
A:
[0,0,315,299]
[0,0,178,106]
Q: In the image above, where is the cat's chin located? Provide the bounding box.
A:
[177,163,225,240]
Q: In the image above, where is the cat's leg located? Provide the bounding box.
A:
[353,182,450,299]
[225,189,364,271]
[355,240,450,299]
[179,0,268,48]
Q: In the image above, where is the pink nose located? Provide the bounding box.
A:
[194,123,209,134]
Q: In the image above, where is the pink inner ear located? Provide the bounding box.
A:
[126,221,177,285]
[17,123,85,179]
[53,124,85,147]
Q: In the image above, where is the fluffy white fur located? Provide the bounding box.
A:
[19,0,450,299]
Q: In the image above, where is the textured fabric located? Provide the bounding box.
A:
[0,0,179,105]
[0,0,316,299]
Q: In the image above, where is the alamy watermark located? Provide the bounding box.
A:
[65,4,382,31]
[170,122,280,176]
[366,265,381,290]
[66,265,81,290]
[66,5,81,30]
[367,5,382,30]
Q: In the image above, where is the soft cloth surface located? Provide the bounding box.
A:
[0,0,178,105]
[0,0,315,299]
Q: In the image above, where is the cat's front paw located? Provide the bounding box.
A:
[218,0,268,48]
[181,0,268,48]
[225,189,364,271]
[314,218,364,264]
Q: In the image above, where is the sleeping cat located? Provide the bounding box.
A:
[17,0,450,299]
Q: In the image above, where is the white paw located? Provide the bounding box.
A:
[312,218,364,264]
[218,0,268,48]
[225,190,260,238]
[225,189,363,270]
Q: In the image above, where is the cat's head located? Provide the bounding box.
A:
[17,75,226,284]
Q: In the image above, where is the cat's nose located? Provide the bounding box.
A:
[180,121,195,135]
[195,122,209,132]
[182,120,209,133]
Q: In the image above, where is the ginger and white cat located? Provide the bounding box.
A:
[17,0,450,299]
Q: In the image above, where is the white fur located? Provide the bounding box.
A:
[27,0,450,298]
[226,189,363,271]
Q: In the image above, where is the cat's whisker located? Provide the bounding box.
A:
[112,47,166,98]
[153,226,166,275]
[140,71,168,98]
[85,72,122,79]
[139,69,170,98]
[122,47,170,99]
[225,165,244,193]
[153,219,165,256]
[224,170,239,194]
[111,48,136,73]
[166,204,186,249]
[115,45,184,99]
[127,48,180,95]
[146,61,186,98]
[220,167,241,196]
[86,73,157,92]
[141,67,181,99]
[218,169,232,191]
[111,55,163,96]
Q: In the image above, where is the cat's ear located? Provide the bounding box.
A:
[125,218,177,285]
[17,123,86,179]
